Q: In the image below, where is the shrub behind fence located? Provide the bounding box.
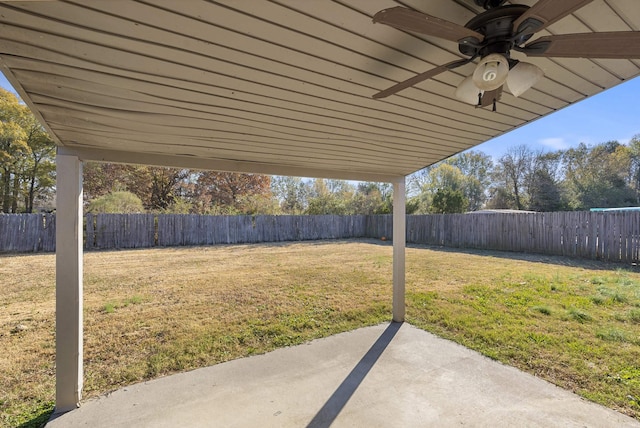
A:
[1,212,639,264]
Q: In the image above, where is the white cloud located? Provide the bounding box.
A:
[538,137,569,150]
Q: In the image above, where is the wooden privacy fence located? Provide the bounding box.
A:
[153,214,367,247]
[85,214,367,249]
[1,212,640,263]
[0,213,56,252]
[367,211,640,263]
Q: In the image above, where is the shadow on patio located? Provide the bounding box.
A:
[47,322,638,427]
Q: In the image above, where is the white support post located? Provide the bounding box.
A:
[55,152,83,413]
[392,177,406,322]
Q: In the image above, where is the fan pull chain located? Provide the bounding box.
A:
[477,92,482,106]
[492,98,497,112]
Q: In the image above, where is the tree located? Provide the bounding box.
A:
[349,182,392,214]
[0,91,27,212]
[563,141,635,209]
[409,163,468,213]
[271,176,309,214]
[84,164,275,214]
[84,163,190,211]
[145,167,189,210]
[445,150,493,210]
[305,180,393,215]
[627,135,640,204]
[491,145,534,210]
[306,179,352,215]
[86,191,145,213]
[22,116,55,212]
[193,171,271,213]
[527,151,565,211]
[528,169,562,212]
[0,89,56,212]
[485,186,513,210]
[83,163,137,202]
[431,188,468,213]
[409,151,496,213]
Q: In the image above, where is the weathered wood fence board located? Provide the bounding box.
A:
[89,213,156,250]
[151,215,367,246]
[0,214,55,252]
[369,212,640,264]
[2,212,640,264]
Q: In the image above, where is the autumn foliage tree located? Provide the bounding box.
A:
[192,171,272,214]
[0,89,55,213]
[80,136,640,215]
[83,163,189,211]
[83,165,273,214]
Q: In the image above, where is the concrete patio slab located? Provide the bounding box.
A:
[47,322,639,427]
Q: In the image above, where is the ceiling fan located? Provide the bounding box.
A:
[372,0,640,110]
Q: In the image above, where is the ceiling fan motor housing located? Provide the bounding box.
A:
[459,5,533,58]
[474,0,508,9]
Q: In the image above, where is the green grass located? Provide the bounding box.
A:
[103,295,144,313]
[531,305,552,315]
[2,241,640,426]
[595,328,629,343]
[407,259,640,419]
[568,308,593,323]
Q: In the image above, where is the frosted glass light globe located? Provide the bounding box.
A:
[455,75,483,105]
[472,53,509,91]
[506,61,544,97]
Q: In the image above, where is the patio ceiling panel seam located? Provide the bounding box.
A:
[35,105,434,165]
[201,0,547,121]
[4,58,488,145]
[4,0,527,130]
[57,146,405,182]
[51,125,452,169]
[0,28,510,142]
[123,0,534,126]
[27,88,481,155]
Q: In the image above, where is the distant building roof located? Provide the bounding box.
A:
[468,209,537,214]
[590,207,640,212]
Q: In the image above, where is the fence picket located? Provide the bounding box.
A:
[2,212,640,264]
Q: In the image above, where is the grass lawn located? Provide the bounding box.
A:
[1,239,639,427]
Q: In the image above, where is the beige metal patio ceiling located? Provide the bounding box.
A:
[3,1,638,414]
[1,0,639,182]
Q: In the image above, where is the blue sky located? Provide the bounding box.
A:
[476,77,640,158]
[1,72,638,160]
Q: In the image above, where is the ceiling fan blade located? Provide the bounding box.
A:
[524,32,640,59]
[513,0,594,37]
[373,59,469,99]
[373,6,483,43]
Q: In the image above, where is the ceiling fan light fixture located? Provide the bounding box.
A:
[371,2,640,104]
[505,61,544,97]
[455,75,483,105]
[472,53,509,91]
